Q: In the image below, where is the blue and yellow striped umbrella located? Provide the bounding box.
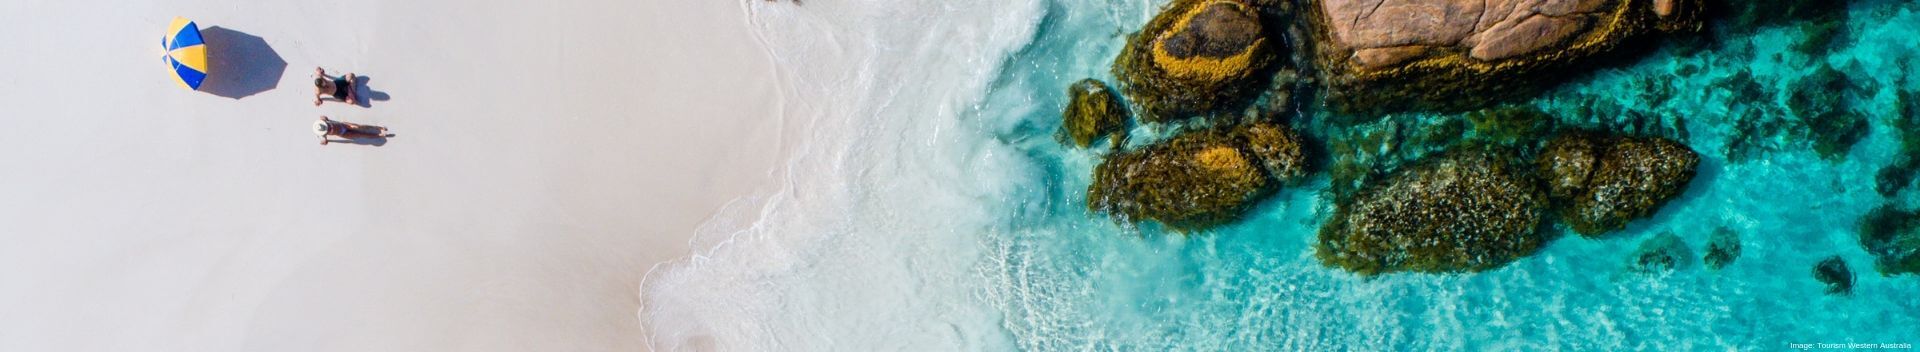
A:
[161,17,208,90]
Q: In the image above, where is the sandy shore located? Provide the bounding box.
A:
[0,0,781,350]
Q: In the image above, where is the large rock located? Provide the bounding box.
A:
[1308,0,1704,113]
[1060,79,1130,148]
[1536,133,1699,236]
[1858,206,1920,275]
[1317,149,1547,276]
[1114,0,1277,122]
[1092,131,1256,230]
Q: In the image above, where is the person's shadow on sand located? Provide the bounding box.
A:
[198,26,287,99]
[325,133,397,147]
[351,75,393,107]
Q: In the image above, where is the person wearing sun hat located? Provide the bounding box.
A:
[314,116,388,145]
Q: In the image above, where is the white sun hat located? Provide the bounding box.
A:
[313,120,331,137]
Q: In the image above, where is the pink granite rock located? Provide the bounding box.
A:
[1322,0,1625,62]
[1309,0,1702,113]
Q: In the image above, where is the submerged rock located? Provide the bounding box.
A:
[1813,256,1854,296]
[1714,0,1852,37]
[1789,64,1868,160]
[1536,133,1700,236]
[1088,124,1307,230]
[1628,232,1690,274]
[1874,90,1920,197]
[1060,79,1130,148]
[1858,206,1920,275]
[1317,149,1547,276]
[1308,0,1705,113]
[1702,227,1741,270]
[1113,0,1277,122]
[1464,105,1555,146]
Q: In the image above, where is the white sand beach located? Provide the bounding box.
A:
[0,0,785,350]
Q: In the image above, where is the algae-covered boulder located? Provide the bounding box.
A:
[1088,130,1272,230]
[1317,149,1547,276]
[1060,79,1130,148]
[1087,123,1309,230]
[1813,256,1854,296]
[1308,0,1705,114]
[1703,227,1741,270]
[1114,0,1276,122]
[1858,206,1920,275]
[1232,122,1309,185]
[1536,133,1699,236]
[1627,232,1690,274]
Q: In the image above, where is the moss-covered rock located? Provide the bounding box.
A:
[1060,79,1130,148]
[1317,149,1547,276]
[1088,130,1271,230]
[1858,206,1920,275]
[1232,122,1309,185]
[1113,0,1277,122]
[1308,0,1706,114]
[1703,227,1741,270]
[1628,232,1691,274]
[1813,256,1854,296]
[1537,133,1700,236]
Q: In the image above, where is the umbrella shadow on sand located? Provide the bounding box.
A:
[198,26,286,99]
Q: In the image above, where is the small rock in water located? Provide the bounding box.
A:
[1702,227,1741,270]
[1813,256,1854,296]
[1059,79,1130,148]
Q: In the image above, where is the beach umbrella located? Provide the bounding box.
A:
[162,17,208,90]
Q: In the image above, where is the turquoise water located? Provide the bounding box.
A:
[645,0,1920,349]
[974,0,1920,349]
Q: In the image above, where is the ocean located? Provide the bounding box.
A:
[643,0,1920,349]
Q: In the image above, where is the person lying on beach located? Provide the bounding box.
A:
[313,67,358,106]
[313,116,388,145]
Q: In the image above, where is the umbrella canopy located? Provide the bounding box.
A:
[162,17,208,90]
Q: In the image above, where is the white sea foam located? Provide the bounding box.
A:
[638,0,1047,350]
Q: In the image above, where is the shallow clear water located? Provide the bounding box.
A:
[646,0,1920,349]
